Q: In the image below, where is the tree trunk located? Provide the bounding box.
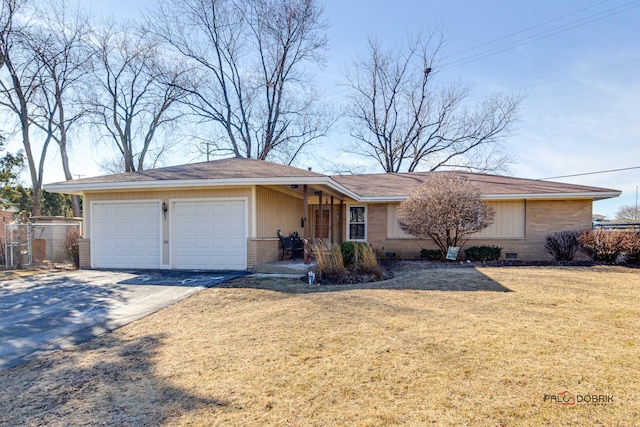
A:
[59,149,81,216]
[19,112,43,217]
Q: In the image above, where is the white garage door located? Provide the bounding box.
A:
[173,200,247,270]
[92,201,162,269]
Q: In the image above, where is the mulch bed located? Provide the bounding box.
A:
[307,258,640,285]
[384,259,592,270]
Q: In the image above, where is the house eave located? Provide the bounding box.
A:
[45,176,365,200]
[354,191,622,203]
[482,192,622,201]
[45,177,622,202]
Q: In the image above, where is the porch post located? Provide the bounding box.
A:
[330,196,335,243]
[318,190,323,241]
[303,185,309,238]
[340,199,344,242]
[303,185,309,263]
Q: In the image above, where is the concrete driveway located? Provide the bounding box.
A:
[0,269,247,371]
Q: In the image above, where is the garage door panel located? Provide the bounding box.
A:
[93,202,161,269]
[227,206,244,216]
[128,239,149,250]
[227,240,245,250]
[172,200,246,270]
[193,241,211,250]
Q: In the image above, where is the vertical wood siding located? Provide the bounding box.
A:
[255,186,304,238]
[386,201,526,239]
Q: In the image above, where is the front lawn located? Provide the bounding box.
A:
[1,266,638,426]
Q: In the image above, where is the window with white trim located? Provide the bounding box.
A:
[348,205,367,241]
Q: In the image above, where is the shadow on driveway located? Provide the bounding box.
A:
[116,270,250,287]
[0,269,247,372]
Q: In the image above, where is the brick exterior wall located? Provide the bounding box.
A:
[247,238,283,269]
[366,199,593,260]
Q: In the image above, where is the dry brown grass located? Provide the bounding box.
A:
[0,268,52,280]
[1,266,639,426]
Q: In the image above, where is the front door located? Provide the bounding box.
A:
[315,208,330,239]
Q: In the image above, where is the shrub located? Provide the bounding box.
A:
[544,229,582,261]
[578,229,627,262]
[464,245,502,262]
[396,173,495,256]
[339,241,358,267]
[311,240,344,279]
[64,229,80,268]
[339,242,379,272]
[315,241,382,284]
[622,232,640,264]
[420,248,443,261]
[354,243,380,275]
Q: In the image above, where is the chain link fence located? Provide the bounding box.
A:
[4,222,81,269]
[4,223,33,269]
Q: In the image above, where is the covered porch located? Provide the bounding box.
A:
[286,183,349,245]
[249,183,356,269]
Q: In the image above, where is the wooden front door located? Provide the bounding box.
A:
[315,208,330,239]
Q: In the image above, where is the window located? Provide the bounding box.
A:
[348,206,366,241]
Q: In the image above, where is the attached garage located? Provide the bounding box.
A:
[171,199,247,270]
[91,201,162,269]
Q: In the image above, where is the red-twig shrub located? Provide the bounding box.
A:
[622,232,640,264]
[578,229,627,263]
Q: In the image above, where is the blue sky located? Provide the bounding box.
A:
[46,0,640,216]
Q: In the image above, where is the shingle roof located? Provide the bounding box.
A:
[45,157,620,201]
[331,171,620,198]
[51,158,324,185]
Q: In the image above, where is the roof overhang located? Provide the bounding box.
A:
[45,176,364,201]
[353,191,622,203]
[45,178,621,202]
[482,192,622,201]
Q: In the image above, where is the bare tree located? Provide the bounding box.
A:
[615,205,640,221]
[322,159,369,176]
[26,0,91,216]
[148,0,330,164]
[88,23,188,172]
[0,0,48,216]
[346,34,521,173]
[396,172,495,255]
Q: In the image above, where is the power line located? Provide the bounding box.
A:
[445,0,640,68]
[323,1,640,106]
[514,58,640,91]
[442,0,640,70]
[466,56,640,100]
[540,165,640,180]
[443,0,611,60]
